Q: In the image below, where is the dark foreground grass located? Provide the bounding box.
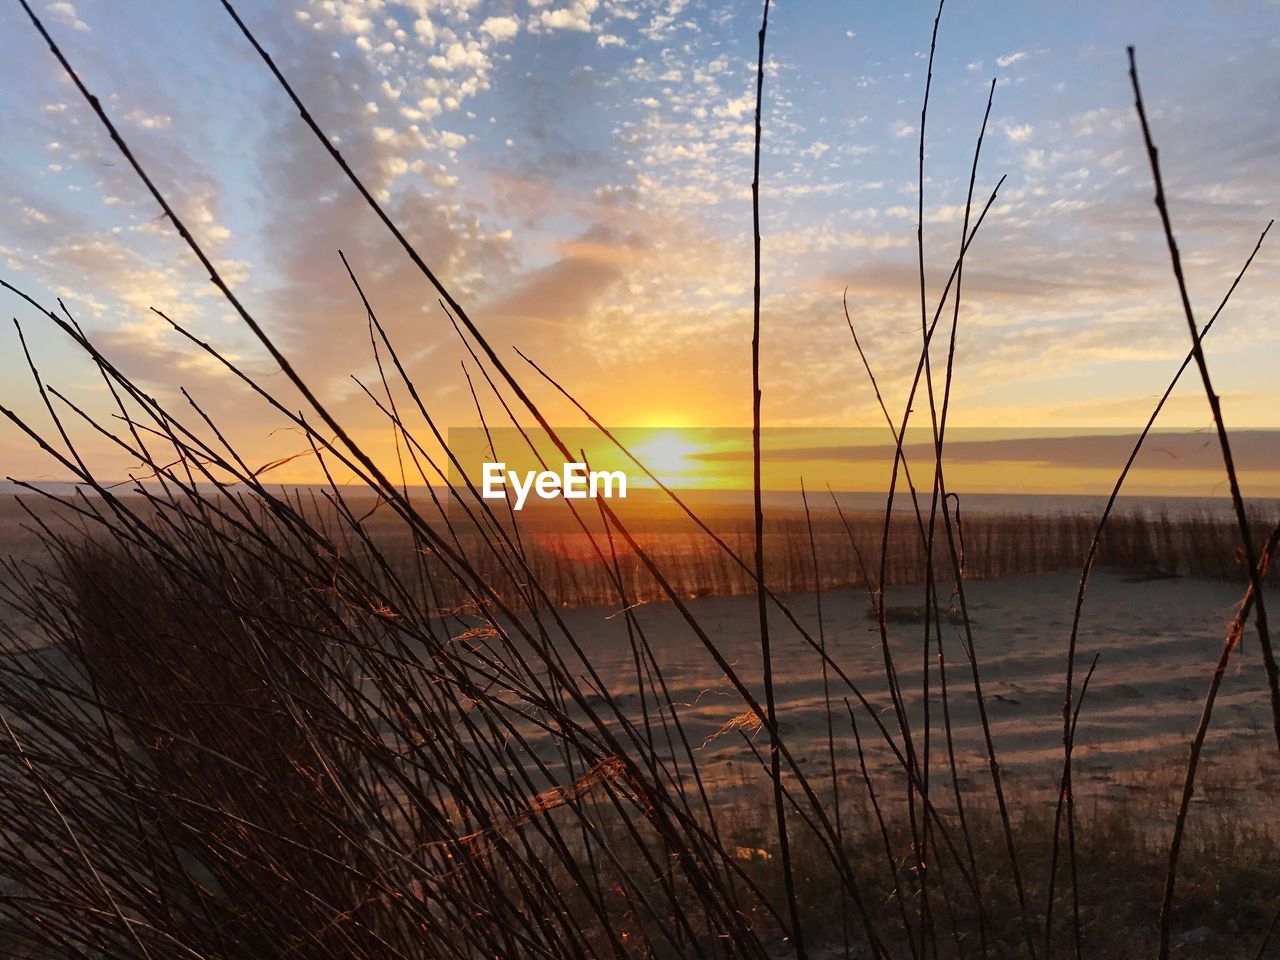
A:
[3,536,1278,960]
[727,797,1280,958]
[1,518,1277,958]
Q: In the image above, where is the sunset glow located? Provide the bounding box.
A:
[629,431,703,488]
[0,2,1277,495]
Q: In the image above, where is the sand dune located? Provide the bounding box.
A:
[514,570,1279,816]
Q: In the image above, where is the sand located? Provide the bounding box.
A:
[513,569,1279,816]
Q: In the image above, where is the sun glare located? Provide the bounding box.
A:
[629,431,704,488]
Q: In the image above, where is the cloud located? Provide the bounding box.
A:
[1003,122,1034,143]
[486,248,626,330]
[413,17,436,43]
[537,0,599,33]
[479,16,520,42]
[124,109,173,130]
[428,41,491,72]
[712,93,753,119]
[47,1,89,32]
[690,432,1280,474]
[996,50,1028,68]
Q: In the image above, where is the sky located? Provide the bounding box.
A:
[445,426,1280,497]
[1,0,1278,494]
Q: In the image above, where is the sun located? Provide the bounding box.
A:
[628,431,703,488]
